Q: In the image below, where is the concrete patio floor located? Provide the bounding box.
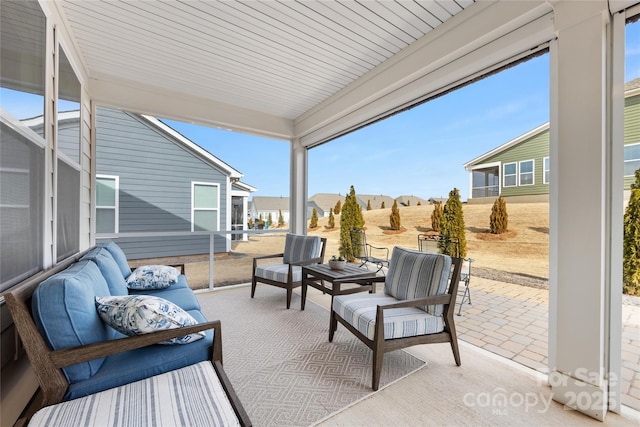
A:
[290,274,640,423]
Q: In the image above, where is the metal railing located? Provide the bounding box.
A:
[96,229,287,290]
[471,186,499,198]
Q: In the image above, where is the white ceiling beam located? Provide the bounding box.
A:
[89,75,294,141]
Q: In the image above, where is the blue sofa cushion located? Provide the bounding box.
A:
[128,277,201,311]
[126,265,179,290]
[32,260,116,383]
[95,295,205,345]
[81,247,128,295]
[99,241,131,280]
[63,310,213,401]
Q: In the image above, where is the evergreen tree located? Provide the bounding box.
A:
[339,193,356,261]
[407,199,411,206]
[339,186,363,261]
[431,201,443,232]
[248,218,254,229]
[258,213,264,228]
[267,212,273,226]
[439,188,467,258]
[309,208,318,229]
[381,201,385,209]
[624,169,640,295]
[417,200,422,206]
[278,209,285,227]
[390,200,401,230]
[489,196,508,234]
[367,200,372,210]
[327,209,335,229]
[334,200,341,215]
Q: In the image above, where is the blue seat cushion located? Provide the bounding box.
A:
[81,247,128,295]
[63,310,213,401]
[99,241,131,280]
[32,260,116,383]
[128,276,200,311]
[333,293,444,340]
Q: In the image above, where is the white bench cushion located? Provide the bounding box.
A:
[333,293,445,341]
[28,361,240,427]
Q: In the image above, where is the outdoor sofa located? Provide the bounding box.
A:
[5,242,250,426]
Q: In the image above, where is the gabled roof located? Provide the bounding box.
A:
[358,194,395,209]
[309,193,346,213]
[251,196,290,212]
[140,115,243,180]
[464,78,640,169]
[395,195,428,206]
[464,123,550,169]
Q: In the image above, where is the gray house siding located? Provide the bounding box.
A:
[96,107,228,259]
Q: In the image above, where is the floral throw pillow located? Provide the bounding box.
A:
[95,295,205,345]
[126,265,179,290]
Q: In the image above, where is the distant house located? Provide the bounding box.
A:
[94,107,256,258]
[394,195,428,207]
[464,79,640,203]
[358,194,395,210]
[249,196,291,226]
[309,193,395,215]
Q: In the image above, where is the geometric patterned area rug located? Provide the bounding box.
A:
[196,285,426,427]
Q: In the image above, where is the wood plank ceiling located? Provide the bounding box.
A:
[59,0,474,121]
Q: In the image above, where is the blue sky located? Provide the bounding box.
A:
[166,21,639,201]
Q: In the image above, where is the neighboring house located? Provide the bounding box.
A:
[249,196,292,226]
[395,195,428,207]
[309,193,395,215]
[94,107,255,258]
[465,78,640,203]
[358,194,395,210]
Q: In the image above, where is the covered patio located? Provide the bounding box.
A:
[2,0,639,424]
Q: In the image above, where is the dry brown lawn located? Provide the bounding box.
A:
[157,202,549,289]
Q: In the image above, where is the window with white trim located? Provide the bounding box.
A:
[503,162,517,187]
[624,143,640,177]
[96,175,118,233]
[519,159,534,186]
[192,182,219,232]
[543,157,550,184]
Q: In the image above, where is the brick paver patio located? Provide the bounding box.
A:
[456,277,640,411]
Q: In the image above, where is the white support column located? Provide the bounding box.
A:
[549,1,621,420]
[289,138,308,234]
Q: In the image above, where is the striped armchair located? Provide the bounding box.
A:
[251,233,326,309]
[329,246,462,390]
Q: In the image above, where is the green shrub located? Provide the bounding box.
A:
[431,201,443,232]
[339,186,362,261]
[390,200,401,230]
[381,201,385,209]
[490,196,508,234]
[440,188,467,258]
[327,209,335,228]
[624,169,640,296]
[309,208,318,229]
[334,200,341,215]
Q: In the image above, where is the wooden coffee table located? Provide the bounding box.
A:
[301,263,377,310]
